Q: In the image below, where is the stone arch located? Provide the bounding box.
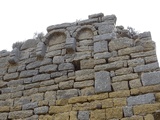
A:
[73,25,97,41]
[44,29,70,46]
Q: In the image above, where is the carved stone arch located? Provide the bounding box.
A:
[73,25,97,41]
[44,29,70,46]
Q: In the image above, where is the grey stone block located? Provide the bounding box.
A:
[20,70,38,78]
[51,72,64,78]
[14,97,31,106]
[8,110,33,119]
[78,111,90,120]
[26,61,41,70]
[25,115,39,120]
[93,33,116,42]
[36,42,46,58]
[112,81,129,91]
[128,58,145,67]
[0,67,7,76]
[94,41,108,53]
[65,38,76,53]
[109,37,134,51]
[47,23,72,32]
[98,25,115,34]
[45,91,56,100]
[39,64,57,73]
[95,71,111,93]
[123,106,133,117]
[134,62,159,72]
[59,80,74,90]
[131,50,156,58]
[127,93,155,106]
[0,113,8,120]
[58,63,74,71]
[32,74,50,82]
[21,39,38,50]
[94,52,111,59]
[53,56,64,64]
[75,69,94,81]
[102,14,117,25]
[22,102,38,110]
[34,106,48,115]
[141,71,160,86]
[40,58,52,66]
[3,72,19,81]
[46,50,61,58]
[57,89,78,99]
[78,18,99,25]
[74,80,94,89]
[88,13,104,19]
[138,31,151,39]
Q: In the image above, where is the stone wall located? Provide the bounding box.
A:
[0,13,160,120]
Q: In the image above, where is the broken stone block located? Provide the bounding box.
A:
[65,38,76,53]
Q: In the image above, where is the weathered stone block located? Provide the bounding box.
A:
[8,110,33,119]
[74,51,91,61]
[57,89,78,99]
[80,58,94,69]
[75,69,94,81]
[32,74,50,82]
[26,61,41,70]
[94,41,108,53]
[51,72,63,78]
[53,56,64,64]
[3,72,19,81]
[46,50,61,57]
[58,63,74,71]
[93,33,116,42]
[131,50,156,58]
[78,111,90,120]
[123,106,133,117]
[0,113,8,120]
[88,13,104,19]
[34,106,48,115]
[31,93,44,102]
[113,98,127,106]
[128,58,145,67]
[129,79,142,88]
[106,107,123,119]
[145,55,157,63]
[80,87,95,96]
[49,105,72,114]
[22,102,38,110]
[20,70,38,78]
[108,55,130,62]
[118,46,144,55]
[109,37,133,51]
[59,80,74,90]
[0,106,10,112]
[90,109,106,120]
[109,90,130,98]
[65,38,76,53]
[74,80,94,89]
[141,71,160,86]
[94,52,111,59]
[112,73,138,82]
[102,14,117,25]
[98,24,115,34]
[134,62,159,72]
[36,42,46,58]
[39,64,57,73]
[115,67,133,75]
[68,96,88,104]
[112,81,129,91]
[95,71,111,93]
[127,93,155,106]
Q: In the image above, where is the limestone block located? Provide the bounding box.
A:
[115,67,133,76]
[49,105,72,114]
[80,58,94,69]
[47,23,72,32]
[145,55,157,63]
[129,79,142,88]
[22,102,38,110]
[113,98,127,107]
[74,80,94,89]
[51,72,63,78]
[14,97,31,106]
[23,88,39,97]
[144,114,154,120]
[58,63,74,71]
[138,31,151,39]
[95,71,111,93]
[54,76,68,83]
[78,111,90,120]
[57,89,78,99]
[79,40,93,46]
[131,50,156,58]
[70,111,78,120]
[74,51,91,61]
[108,55,130,62]
[75,69,94,81]
[127,93,155,106]
[109,90,130,98]
[56,99,68,106]
[76,46,92,52]
[128,58,145,67]
[94,41,108,53]
[25,115,39,120]
[46,50,61,57]
[134,62,159,72]
[8,65,17,73]
[36,42,46,58]
[65,38,76,53]
[20,70,38,78]
[80,87,95,96]
[90,109,106,120]
[141,71,160,86]
[39,64,57,73]
[39,85,58,93]
[88,13,104,19]
[121,116,144,120]
[26,61,41,70]
[94,52,111,59]
[98,24,115,34]
[45,91,56,100]
[34,106,48,115]
[53,56,64,64]
[106,107,123,119]
[118,46,144,55]
[123,106,133,117]
[3,72,19,81]
[112,73,138,82]
[112,81,129,91]
[94,61,125,71]
[68,96,88,104]
[0,106,10,112]
[0,67,7,76]
[54,112,69,120]
[77,18,99,25]
[109,37,133,51]
[0,113,8,120]
[102,14,117,25]
[59,80,74,90]
[94,59,106,65]
[32,74,50,82]
[8,48,19,64]
[31,93,44,102]
[21,39,38,50]
[93,33,116,42]
[40,58,52,66]
[8,110,33,119]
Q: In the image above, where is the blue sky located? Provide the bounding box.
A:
[0,0,159,61]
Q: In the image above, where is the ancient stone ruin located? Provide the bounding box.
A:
[0,13,160,120]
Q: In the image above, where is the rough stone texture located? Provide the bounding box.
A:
[123,106,133,117]
[94,40,108,53]
[22,102,38,110]
[141,71,160,86]
[32,74,50,82]
[127,93,155,106]
[8,110,33,119]
[78,111,90,120]
[3,72,19,81]
[57,89,78,99]
[75,69,94,81]
[95,71,111,93]
[112,81,129,91]
[20,70,38,78]
[0,113,8,120]
[128,58,145,67]
[34,106,49,115]
[39,64,57,73]
[58,63,74,71]
[80,58,94,69]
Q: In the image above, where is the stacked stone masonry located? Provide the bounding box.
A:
[0,12,160,120]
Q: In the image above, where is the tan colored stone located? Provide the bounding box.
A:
[115,67,133,75]
[38,100,49,106]
[106,107,123,119]
[68,96,88,104]
[10,106,21,112]
[112,73,138,82]
[112,81,129,91]
[94,59,106,65]
[121,115,144,120]
[155,92,160,101]
[56,99,68,106]
[54,112,69,120]
[133,103,160,115]
[87,93,108,101]
[75,69,94,81]
[118,46,144,55]
[109,90,130,98]
[144,114,154,120]
[39,115,54,120]
[101,99,113,108]
[113,98,127,106]
[80,87,95,96]
[90,109,106,120]
[49,105,72,114]
[145,55,157,63]
[70,111,78,120]
[108,55,130,62]
[80,58,94,69]
[129,79,142,89]
[0,106,10,112]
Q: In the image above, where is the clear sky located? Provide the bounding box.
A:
[0,0,159,61]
